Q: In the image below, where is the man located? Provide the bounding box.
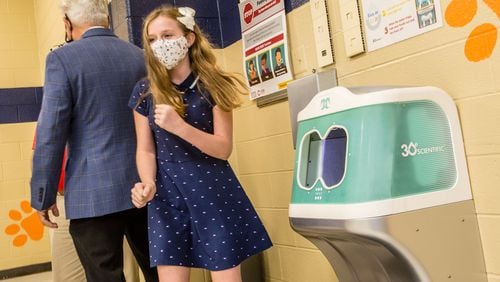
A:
[32,136,141,282]
[260,53,273,81]
[273,47,287,77]
[30,1,158,281]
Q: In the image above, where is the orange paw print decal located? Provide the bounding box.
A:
[4,201,44,247]
[445,0,500,62]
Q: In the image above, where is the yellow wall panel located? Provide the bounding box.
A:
[292,231,317,250]
[221,40,243,73]
[20,141,33,160]
[33,0,63,79]
[490,41,500,92]
[0,198,51,270]
[0,123,36,143]
[8,14,35,34]
[262,247,283,280]
[233,102,291,142]
[457,93,500,156]
[488,275,500,282]
[0,253,51,271]
[0,0,40,89]
[268,171,293,208]
[0,0,8,13]
[478,216,500,276]
[228,1,500,281]
[0,143,21,162]
[0,70,15,87]
[0,17,10,34]
[11,50,39,69]
[259,209,296,247]
[22,180,30,198]
[239,174,274,208]
[0,33,10,50]
[240,171,293,209]
[228,148,240,176]
[236,134,294,174]
[0,180,25,200]
[14,68,42,86]
[0,1,43,270]
[0,0,496,279]
[468,155,500,214]
[279,247,337,282]
[2,161,31,181]
[212,49,225,71]
[11,33,38,51]
[338,41,496,99]
[7,0,33,13]
[0,51,15,68]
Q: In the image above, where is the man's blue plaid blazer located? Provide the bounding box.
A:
[31,28,146,219]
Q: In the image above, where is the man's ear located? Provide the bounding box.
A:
[186,32,196,47]
[63,17,71,28]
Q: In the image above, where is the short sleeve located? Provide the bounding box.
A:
[199,88,215,108]
[128,79,150,116]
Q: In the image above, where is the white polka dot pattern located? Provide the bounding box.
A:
[128,75,273,271]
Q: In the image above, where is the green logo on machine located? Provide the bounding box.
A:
[400,142,445,157]
[320,97,331,110]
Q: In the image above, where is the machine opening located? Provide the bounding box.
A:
[298,131,322,189]
[298,127,348,190]
[322,127,347,188]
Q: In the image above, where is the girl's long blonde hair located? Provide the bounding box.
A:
[142,5,247,115]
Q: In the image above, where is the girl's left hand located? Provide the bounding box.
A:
[131,182,156,208]
[154,104,185,135]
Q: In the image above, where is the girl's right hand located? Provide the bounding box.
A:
[154,104,186,135]
[131,182,156,208]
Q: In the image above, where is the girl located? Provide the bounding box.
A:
[128,5,272,282]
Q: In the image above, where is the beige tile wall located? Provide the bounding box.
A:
[221,1,500,281]
[0,0,41,87]
[2,0,499,280]
[33,0,64,81]
[0,0,49,271]
[0,122,46,270]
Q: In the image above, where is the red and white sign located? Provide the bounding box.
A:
[239,0,293,100]
[243,3,253,24]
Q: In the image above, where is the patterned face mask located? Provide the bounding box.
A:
[151,36,189,70]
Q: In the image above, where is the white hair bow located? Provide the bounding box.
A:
[177,7,196,31]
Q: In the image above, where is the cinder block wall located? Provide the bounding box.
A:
[221,1,500,282]
[0,0,48,271]
[1,1,499,282]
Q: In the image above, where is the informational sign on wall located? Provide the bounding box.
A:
[239,0,293,100]
[361,0,443,51]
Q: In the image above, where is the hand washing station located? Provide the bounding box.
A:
[288,84,487,281]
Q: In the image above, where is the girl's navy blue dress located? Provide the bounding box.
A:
[128,73,272,270]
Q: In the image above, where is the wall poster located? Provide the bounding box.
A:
[239,0,293,100]
[361,0,443,51]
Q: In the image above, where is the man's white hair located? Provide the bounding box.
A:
[60,0,110,26]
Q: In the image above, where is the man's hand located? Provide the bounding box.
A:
[37,203,59,228]
[131,182,156,208]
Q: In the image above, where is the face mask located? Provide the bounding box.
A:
[151,36,189,70]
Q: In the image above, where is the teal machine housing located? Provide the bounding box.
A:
[288,85,487,281]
